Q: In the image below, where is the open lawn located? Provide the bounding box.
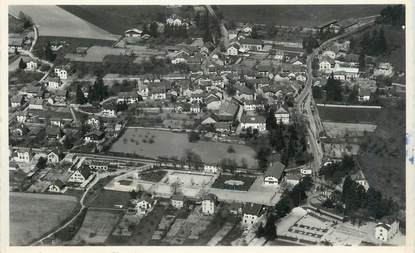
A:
[220,5,384,27]
[9,5,118,40]
[317,106,380,124]
[59,5,167,35]
[87,190,131,209]
[72,210,122,245]
[10,192,78,245]
[110,128,258,168]
[211,174,256,191]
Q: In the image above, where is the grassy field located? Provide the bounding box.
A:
[110,128,258,169]
[357,104,405,206]
[72,210,122,245]
[9,5,118,40]
[59,5,167,35]
[211,174,256,191]
[10,192,78,246]
[87,190,131,209]
[32,36,114,65]
[317,106,381,124]
[220,5,385,27]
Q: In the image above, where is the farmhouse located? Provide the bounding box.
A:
[239,38,263,52]
[350,170,369,191]
[26,60,38,71]
[15,148,33,163]
[47,150,60,164]
[264,161,285,186]
[243,203,262,226]
[54,65,70,80]
[28,98,44,110]
[201,193,217,215]
[84,130,105,143]
[46,77,63,89]
[46,126,61,140]
[171,193,185,209]
[227,44,240,56]
[285,174,302,186]
[239,114,266,133]
[102,103,116,117]
[16,111,28,123]
[319,57,335,71]
[133,195,154,215]
[10,95,23,108]
[274,106,290,125]
[8,36,24,53]
[375,221,400,242]
[68,167,93,184]
[48,179,66,193]
[374,62,394,77]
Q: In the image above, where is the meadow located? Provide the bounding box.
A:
[110,128,258,169]
[10,192,78,245]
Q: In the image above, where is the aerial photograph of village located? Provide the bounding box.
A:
[8,4,406,247]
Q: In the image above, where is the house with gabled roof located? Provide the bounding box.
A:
[171,193,185,209]
[239,113,266,133]
[264,161,285,186]
[273,105,290,125]
[68,166,93,184]
[242,203,263,226]
[48,179,66,193]
[201,193,217,215]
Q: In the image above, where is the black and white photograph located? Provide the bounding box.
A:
[4,2,410,249]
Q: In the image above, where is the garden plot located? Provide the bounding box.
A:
[72,210,121,244]
[112,214,141,237]
[164,171,214,188]
[323,122,377,138]
[9,6,118,40]
[163,206,213,245]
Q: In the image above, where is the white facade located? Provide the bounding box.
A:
[264,176,279,186]
[319,60,332,70]
[26,61,38,71]
[243,213,259,226]
[150,93,166,100]
[102,109,116,117]
[47,152,59,164]
[322,50,336,59]
[375,221,399,242]
[275,112,290,125]
[239,121,266,132]
[68,170,88,183]
[202,199,215,215]
[227,46,238,56]
[171,199,184,209]
[204,164,219,174]
[16,151,31,163]
[54,68,68,80]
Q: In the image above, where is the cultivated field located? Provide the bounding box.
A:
[10,192,78,246]
[110,128,258,168]
[9,5,118,40]
[323,122,377,138]
[220,5,384,27]
[72,210,121,245]
[317,106,380,124]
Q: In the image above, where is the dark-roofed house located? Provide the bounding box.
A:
[239,113,266,133]
[242,203,263,226]
[240,38,263,52]
[48,179,66,193]
[10,95,23,108]
[201,193,217,215]
[84,130,105,143]
[47,149,60,164]
[46,125,61,140]
[264,161,285,186]
[68,167,93,184]
[8,35,24,53]
[133,194,154,215]
[171,193,185,209]
[16,147,33,163]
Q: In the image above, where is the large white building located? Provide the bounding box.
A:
[242,203,262,226]
[201,193,217,215]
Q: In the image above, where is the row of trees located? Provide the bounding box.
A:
[319,155,356,184]
[302,35,319,54]
[360,28,388,56]
[377,5,405,26]
[75,75,108,104]
[274,176,314,218]
[341,176,399,219]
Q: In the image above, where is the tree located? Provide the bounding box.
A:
[188,131,200,142]
[266,108,277,130]
[149,22,159,37]
[251,26,259,39]
[256,223,265,238]
[129,189,138,199]
[325,73,343,102]
[89,75,107,102]
[18,11,33,29]
[225,84,236,97]
[377,27,388,55]
[358,52,366,71]
[36,157,47,170]
[263,214,277,241]
[44,41,56,62]
[227,145,235,153]
[18,58,26,69]
[219,158,238,174]
[312,86,323,99]
[347,85,359,103]
[76,84,87,104]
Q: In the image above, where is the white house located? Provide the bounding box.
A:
[47,150,60,164]
[16,111,27,123]
[15,148,33,163]
[351,170,370,191]
[274,106,290,125]
[204,164,220,174]
[125,28,143,37]
[48,179,66,193]
[171,194,185,209]
[133,195,154,215]
[54,67,68,80]
[242,203,262,226]
[26,60,38,71]
[10,95,23,108]
[375,221,399,242]
[227,44,240,56]
[358,87,372,102]
[47,77,63,89]
[68,167,93,184]
[201,193,217,215]
[28,99,44,110]
[319,58,334,71]
[374,62,394,77]
[285,174,302,186]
